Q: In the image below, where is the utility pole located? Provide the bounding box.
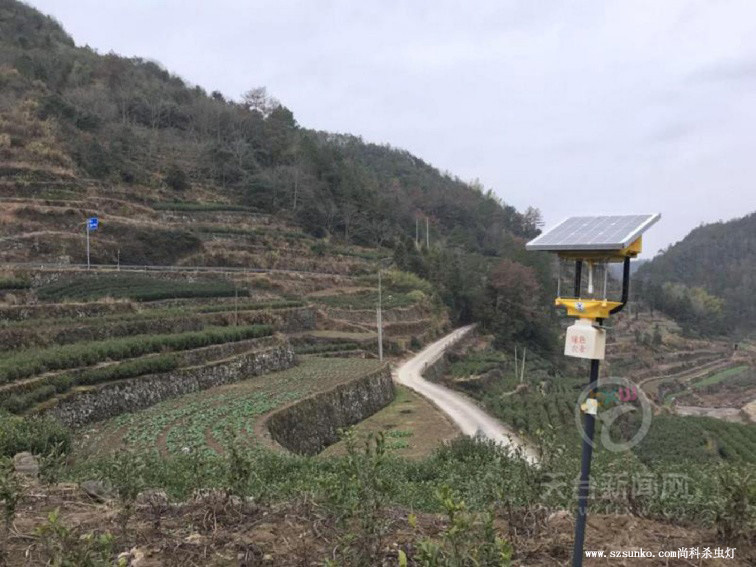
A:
[425,217,430,249]
[520,347,527,383]
[514,346,518,382]
[292,167,299,211]
[377,270,383,362]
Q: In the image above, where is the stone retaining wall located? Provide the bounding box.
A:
[173,335,280,366]
[323,304,425,325]
[27,268,232,289]
[422,351,450,383]
[265,364,394,455]
[45,339,296,428]
[422,330,477,383]
[0,336,281,398]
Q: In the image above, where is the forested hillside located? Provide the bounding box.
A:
[637,212,756,335]
[0,0,555,346]
[0,0,538,248]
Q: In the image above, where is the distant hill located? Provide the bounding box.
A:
[636,212,756,335]
[608,258,647,280]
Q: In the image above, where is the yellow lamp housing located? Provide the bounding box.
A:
[554,297,624,319]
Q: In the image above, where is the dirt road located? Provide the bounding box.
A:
[394,325,538,463]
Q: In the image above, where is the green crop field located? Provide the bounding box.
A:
[488,377,756,466]
[316,290,416,310]
[448,349,756,468]
[76,357,382,458]
[37,274,248,302]
[448,350,509,378]
[195,299,303,313]
[294,342,362,355]
[0,277,31,290]
[635,414,756,465]
[152,201,259,213]
[692,365,749,389]
[1,300,303,333]
[194,224,310,242]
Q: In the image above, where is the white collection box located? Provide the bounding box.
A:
[564,318,606,360]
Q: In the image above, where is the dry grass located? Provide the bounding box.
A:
[320,385,460,459]
[3,481,752,567]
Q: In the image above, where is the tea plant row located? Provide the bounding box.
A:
[0,324,272,385]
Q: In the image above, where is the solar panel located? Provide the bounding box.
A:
[526,214,660,251]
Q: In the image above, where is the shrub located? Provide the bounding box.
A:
[108,450,147,536]
[333,431,391,566]
[412,485,512,567]
[34,509,117,567]
[0,457,21,532]
[381,270,434,295]
[310,242,327,256]
[225,435,254,498]
[407,289,427,304]
[0,411,71,458]
[74,138,111,178]
[1,385,57,413]
[164,164,188,191]
[39,442,67,488]
[0,278,30,290]
[713,465,755,544]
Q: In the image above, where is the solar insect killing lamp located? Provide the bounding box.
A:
[526,214,660,567]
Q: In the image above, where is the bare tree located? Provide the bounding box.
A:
[524,206,544,231]
[229,136,252,168]
[242,87,280,118]
[145,89,168,160]
[323,202,339,237]
[341,203,360,241]
[367,218,392,248]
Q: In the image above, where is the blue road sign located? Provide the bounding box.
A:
[87,217,99,231]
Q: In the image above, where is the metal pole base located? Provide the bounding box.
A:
[572,358,600,567]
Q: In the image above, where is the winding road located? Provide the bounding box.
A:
[394,325,538,464]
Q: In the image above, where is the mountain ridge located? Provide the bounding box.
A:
[637,212,756,335]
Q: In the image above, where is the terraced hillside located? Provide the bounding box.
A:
[0,263,448,426]
[607,311,755,422]
[0,0,540,465]
[0,195,389,275]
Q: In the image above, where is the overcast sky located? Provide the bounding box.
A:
[29,0,756,255]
